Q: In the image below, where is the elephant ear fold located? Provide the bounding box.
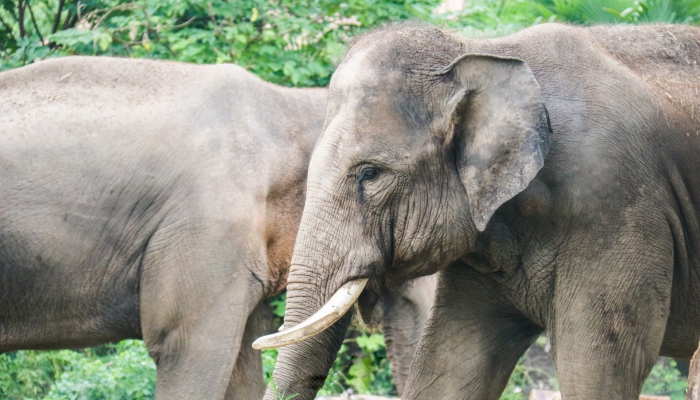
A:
[437,54,551,231]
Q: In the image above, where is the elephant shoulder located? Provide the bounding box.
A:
[584,24,700,122]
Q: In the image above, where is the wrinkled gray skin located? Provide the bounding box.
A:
[0,56,326,400]
[0,56,433,399]
[267,23,700,400]
[376,275,436,395]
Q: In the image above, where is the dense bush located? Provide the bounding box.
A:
[0,336,688,399]
[2,0,700,398]
[0,341,155,400]
[0,0,441,85]
[5,0,700,84]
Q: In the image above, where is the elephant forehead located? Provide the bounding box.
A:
[327,74,415,147]
[330,45,407,102]
[332,46,380,90]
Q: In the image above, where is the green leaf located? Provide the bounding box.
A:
[270,293,286,318]
[96,32,113,52]
[356,333,385,353]
[603,7,625,18]
[619,7,636,18]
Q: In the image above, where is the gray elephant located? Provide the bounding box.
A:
[0,56,434,399]
[256,23,700,399]
[0,56,325,399]
[376,275,435,395]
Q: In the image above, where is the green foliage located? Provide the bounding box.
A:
[264,326,397,396]
[269,381,299,400]
[0,348,72,399]
[45,340,155,400]
[534,0,700,24]
[0,0,439,85]
[317,331,396,395]
[428,0,550,39]
[642,358,688,400]
[6,0,698,86]
[4,337,689,399]
[262,347,278,384]
[0,340,155,400]
[426,0,700,38]
[268,292,287,331]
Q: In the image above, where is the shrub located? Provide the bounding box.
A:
[0,341,155,400]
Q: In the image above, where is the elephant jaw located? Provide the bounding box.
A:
[252,278,369,350]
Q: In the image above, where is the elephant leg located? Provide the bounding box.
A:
[551,236,673,400]
[140,229,264,400]
[225,301,276,400]
[552,294,668,400]
[380,275,436,396]
[405,262,541,400]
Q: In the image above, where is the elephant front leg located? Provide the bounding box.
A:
[551,245,672,400]
[404,262,542,400]
[143,284,258,400]
[140,231,265,400]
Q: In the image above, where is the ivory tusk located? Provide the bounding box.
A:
[252,278,368,350]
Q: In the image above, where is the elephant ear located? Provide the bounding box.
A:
[436,54,551,231]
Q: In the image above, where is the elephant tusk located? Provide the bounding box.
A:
[252,278,369,350]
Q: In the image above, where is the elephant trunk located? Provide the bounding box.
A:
[261,295,353,400]
[260,206,364,400]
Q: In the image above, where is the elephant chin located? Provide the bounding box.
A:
[252,278,369,350]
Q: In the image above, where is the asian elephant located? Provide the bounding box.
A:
[0,56,326,400]
[0,56,435,399]
[257,23,700,400]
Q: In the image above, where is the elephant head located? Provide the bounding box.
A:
[255,25,550,399]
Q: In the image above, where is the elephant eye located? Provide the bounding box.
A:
[360,167,379,182]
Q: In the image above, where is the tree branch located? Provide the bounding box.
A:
[65,10,78,29]
[52,0,66,34]
[62,9,72,29]
[18,0,26,38]
[27,1,45,44]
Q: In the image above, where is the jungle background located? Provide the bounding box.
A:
[1,0,700,398]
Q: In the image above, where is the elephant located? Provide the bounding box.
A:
[0,56,326,399]
[256,22,700,400]
[375,274,436,395]
[0,56,436,399]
